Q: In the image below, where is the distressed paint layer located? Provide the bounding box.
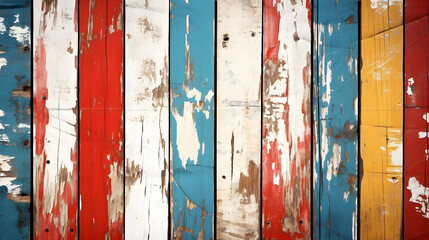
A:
[313,0,359,239]
[125,0,169,239]
[404,0,429,238]
[170,0,214,239]
[263,0,312,239]
[0,0,30,238]
[33,0,78,239]
[360,0,403,239]
[216,1,261,239]
[79,0,124,239]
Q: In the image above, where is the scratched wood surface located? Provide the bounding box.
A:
[404,0,429,238]
[79,0,124,239]
[170,0,215,239]
[360,0,403,239]
[0,0,31,238]
[33,0,78,239]
[124,0,169,239]
[216,1,261,239]
[262,0,311,239]
[313,0,359,239]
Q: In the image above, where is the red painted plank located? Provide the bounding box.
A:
[79,0,124,239]
[404,2,429,237]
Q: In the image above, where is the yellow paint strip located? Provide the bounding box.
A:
[361,0,403,239]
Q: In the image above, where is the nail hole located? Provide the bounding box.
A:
[70,228,74,232]
[42,95,46,100]
[45,228,49,232]
[392,177,396,180]
[251,32,255,37]
[299,220,303,224]
[46,160,50,164]
[266,221,270,225]
[222,175,226,179]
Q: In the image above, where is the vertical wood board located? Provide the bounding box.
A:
[313,0,359,239]
[262,0,312,239]
[124,0,169,239]
[360,0,403,239]
[170,0,215,239]
[79,0,124,238]
[216,1,261,239]
[0,0,31,238]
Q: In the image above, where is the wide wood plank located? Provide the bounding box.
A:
[216,1,261,239]
[124,0,169,239]
[262,0,311,239]
[404,0,429,238]
[170,0,215,239]
[360,0,403,239]
[79,0,124,238]
[313,0,359,239]
[0,0,31,238]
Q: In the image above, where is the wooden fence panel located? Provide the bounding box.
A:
[262,0,311,239]
[124,0,169,238]
[170,0,215,239]
[0,0,31,238]
[79,0,124,238]
[216,1,261,239]
[360,0,403,239]
[313,0,359,239]
[404,0,429,238]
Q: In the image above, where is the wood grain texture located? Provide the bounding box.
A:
[0,0,31,238]
[262,0,311,239]
[360,0,403,239]
[216,1,261,239]
[79,0,124,238]
[124,0,169,239]
[404,0,429,238]
[170,0,215,239]
[33,0,78,239]
[313,0,359,239]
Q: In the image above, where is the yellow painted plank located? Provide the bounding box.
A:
[360,0,403,239]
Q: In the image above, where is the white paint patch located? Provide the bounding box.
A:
[407,177,429,219]
[14,14,19,23]
[407,78,414,96]
[418,132,429,138]
[0,133,9,142]
[17,123,30,128]
[9,26,30,45]
[273,174,280,186]
[205,90,214,102]
[326,142,341,181]
[0,17,5,34]
[0,154,21,195]
[423,112,429,123]
[0,58,7,70]
[173,102,200,168]
[370,0,402,10]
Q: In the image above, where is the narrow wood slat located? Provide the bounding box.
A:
[313,0,359,239]
[404,0,429,238]
[262,0,311,238]
[124,0,169,238]
[360,0,403,239]
[79,0,124,238]
[216,1,261,239]
[0,0,31,238]
[170,0,215,238]
[33,0,78,238]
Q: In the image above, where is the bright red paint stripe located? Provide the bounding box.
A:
[79,0,124,239]
[404,1,429,238]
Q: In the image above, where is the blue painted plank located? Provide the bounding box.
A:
[0,1,31,239]
[170,0,214,239]
[313,0,359,239]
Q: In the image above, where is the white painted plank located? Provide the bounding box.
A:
[33,0,78,238]
[216,1,262,239]
[125,1,169,239]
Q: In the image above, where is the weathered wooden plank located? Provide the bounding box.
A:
[313,0,359,239]
[0,0,30,238]
[124,0,169,238]
[216,1,261,239]
[33,0,78,239]
[360,0,403,239]
[170,0,214,238]
[79,0,124,238]
[404,1,429,238]
[262,0,311,238]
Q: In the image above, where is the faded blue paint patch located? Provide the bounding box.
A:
[170,0,214,239]
[313,0,358,239]
[0,2,31,239]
